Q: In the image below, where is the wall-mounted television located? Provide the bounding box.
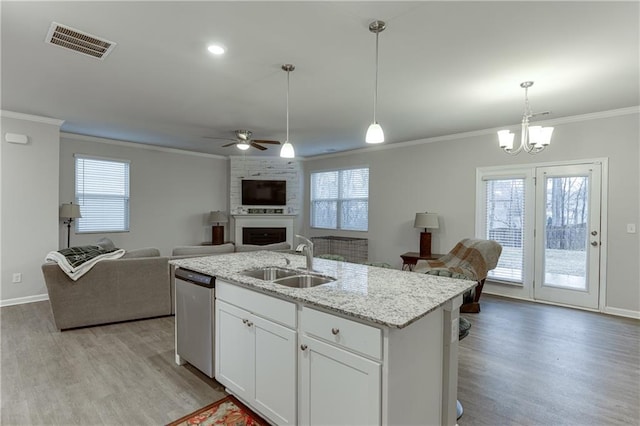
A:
[241,179,287,206]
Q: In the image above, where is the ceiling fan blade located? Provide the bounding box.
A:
[204,136,236,141]
[222,142,237,147]
[251,143,268,151]
[252,139,281,145]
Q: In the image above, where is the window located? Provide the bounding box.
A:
[482,177,526,282]
[75,155,130,233]
[310,167,369,231]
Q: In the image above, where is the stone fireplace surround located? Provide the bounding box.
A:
[233,215,296,248]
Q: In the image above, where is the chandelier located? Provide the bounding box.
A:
[498,81,553,155]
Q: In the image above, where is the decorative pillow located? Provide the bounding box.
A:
[96,237,116,251]
[235,242,291,252]
[172,243,235,257]
[121,247,161,258]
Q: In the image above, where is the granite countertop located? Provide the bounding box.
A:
[170,251,476,329]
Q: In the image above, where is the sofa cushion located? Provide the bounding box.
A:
[121,247,161,258]
[235,242,291,252]
[172,243,235,257]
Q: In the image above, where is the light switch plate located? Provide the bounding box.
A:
[627,224,637,233]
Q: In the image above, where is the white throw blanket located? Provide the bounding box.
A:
[45,246,125,281]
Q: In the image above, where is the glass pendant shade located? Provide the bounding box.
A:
[529,126,553,146]
[498,130,515,149]
[366,123,385,144]
[280,141,295,158]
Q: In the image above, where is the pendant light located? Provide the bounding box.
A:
[280,64,296,158]
[365,20,386,144]
[498,81,553,155]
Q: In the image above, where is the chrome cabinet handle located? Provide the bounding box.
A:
[331,328,340,335]
[300,344,308,351]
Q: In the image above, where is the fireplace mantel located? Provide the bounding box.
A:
[233,215,296,247]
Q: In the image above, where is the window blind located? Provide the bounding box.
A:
[75,155,130,233]
[311,167,368,231]
[484,178,525,282]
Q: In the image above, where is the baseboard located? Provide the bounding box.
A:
[484,291,640,319]
[603,306,640,320]
[0,293,49,307]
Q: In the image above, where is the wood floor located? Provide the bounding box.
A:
[1,295,638,425]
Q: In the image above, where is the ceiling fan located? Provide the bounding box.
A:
[205,130,280,151]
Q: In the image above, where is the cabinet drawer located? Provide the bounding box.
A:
[301,306,382,360]
[217,280,296,328]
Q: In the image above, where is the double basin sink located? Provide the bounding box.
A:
[240,266,335,288]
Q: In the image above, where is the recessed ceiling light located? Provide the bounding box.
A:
[207,44,225,55]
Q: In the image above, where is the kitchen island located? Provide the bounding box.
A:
[171,251,476,426]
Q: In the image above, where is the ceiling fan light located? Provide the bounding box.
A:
[280,141,295,158]
[207,44,225,55]
[237,142,250,150]
[366,123,385,144]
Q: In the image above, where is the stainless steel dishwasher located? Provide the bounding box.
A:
[175,267,215,378]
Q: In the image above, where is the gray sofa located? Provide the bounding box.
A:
[42,242,291,330]
[42,248,171,330]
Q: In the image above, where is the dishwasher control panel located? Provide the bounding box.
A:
[175,268,214,287]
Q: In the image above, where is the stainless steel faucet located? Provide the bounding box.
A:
[295,234,314,271]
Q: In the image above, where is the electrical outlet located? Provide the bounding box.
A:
[627,224,636,234]
[12,273,22,283]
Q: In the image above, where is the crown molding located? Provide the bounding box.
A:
[61,132,228,159]
[0,110,64,127]
[308,106,640,160]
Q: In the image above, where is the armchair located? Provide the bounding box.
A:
[413,238,502,313]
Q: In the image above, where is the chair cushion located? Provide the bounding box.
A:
[121,247,161,258]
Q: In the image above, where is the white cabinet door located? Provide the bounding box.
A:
[299,335,381,426]
[253,315,297,425]
[215,300,253,400]
[216,299,297,425]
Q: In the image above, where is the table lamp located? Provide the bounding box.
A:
[414,212,439,257]
[60,202,82,248]
[208,211,228,245]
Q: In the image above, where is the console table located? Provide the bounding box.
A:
[400,251,444,271]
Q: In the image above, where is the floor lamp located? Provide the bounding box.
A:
[208,211,228,245]
[60,203,82,248]
[414,212,439,257]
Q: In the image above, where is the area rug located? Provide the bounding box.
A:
[167,395,269,426]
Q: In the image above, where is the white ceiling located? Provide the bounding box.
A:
[2,1,638,158]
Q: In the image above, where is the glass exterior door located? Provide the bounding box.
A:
[534,164,602,309]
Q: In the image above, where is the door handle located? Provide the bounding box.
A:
[591,241,599,247]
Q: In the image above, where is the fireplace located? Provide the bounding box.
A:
[243,227,286,245]
[233,215,295,247]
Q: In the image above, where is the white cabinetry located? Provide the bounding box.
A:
[299,306,382,425]
[215,281,297,425]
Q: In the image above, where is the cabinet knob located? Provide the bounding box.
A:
[591,241,599,247]
[242,319,248,324]
[331,328,340,335]
[300,344,308,351]
[247,321,253,327]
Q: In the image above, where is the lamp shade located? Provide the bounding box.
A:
[365,123,385,144]
[208,211,228,224]
[280,141,295,158]
[414,212,439,229]
[60,203,81,219]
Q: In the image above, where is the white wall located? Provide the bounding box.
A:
[1,113,63,305]
[302,110,640,315]
[59,134,229,254]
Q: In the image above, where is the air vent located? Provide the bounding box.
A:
[45,22,116,60]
